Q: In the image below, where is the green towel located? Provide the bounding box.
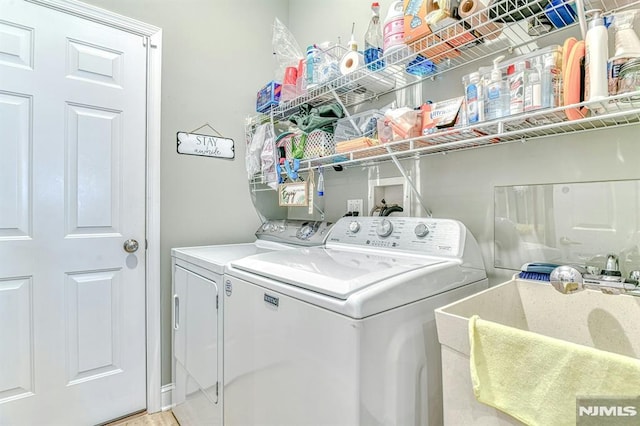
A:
[469,315,640,426]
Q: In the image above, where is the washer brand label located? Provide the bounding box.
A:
[264,293,279,307]
[225,280,232,297]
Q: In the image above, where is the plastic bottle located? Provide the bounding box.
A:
[306,45,317,87]
[524,58,542,112]
[584,10,609,103]
[463,72,484,124]
[383,1,406,55]
[365,2,385,71]
[485,56,509,121]
[541,50,562,109]
[509,61,529,116]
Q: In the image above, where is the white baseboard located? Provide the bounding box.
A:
[161,383,174,411]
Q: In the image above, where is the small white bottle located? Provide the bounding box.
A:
[464,72,484,124]
[485,56,509,121]
[584,10,609,104]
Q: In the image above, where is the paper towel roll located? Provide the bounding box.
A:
[339,51,396,93]
[458,0,502,40]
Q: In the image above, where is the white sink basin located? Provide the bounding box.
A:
[434,278,640,425]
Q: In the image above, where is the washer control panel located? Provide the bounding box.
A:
[327,216,464,257]
[255,220,333,246]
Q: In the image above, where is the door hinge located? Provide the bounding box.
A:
[216,295,219,309]
[145,239,148,249]
[216,381,219,397]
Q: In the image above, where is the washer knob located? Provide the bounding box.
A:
[376,219,394,237]
[415,223,430,238]
[348,221,361,233]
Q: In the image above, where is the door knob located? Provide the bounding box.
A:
[123,239,140,253]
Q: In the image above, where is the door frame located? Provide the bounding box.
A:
[25,0,163,413]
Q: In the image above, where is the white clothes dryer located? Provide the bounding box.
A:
[170,219,332,426]
[223,216,488,426]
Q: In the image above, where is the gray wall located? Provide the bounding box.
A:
[80,0,287,385]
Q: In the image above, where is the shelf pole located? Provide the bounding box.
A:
[385,146,433,218]
[575,0,587,39]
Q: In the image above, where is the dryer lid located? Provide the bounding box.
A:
[230,246,448,299]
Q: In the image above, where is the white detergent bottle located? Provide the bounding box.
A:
[585,10,609,104]
[383,1,406,55]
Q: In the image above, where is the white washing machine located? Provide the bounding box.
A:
[170,219,333,426]
[223,216,488,426]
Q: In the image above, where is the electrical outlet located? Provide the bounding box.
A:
[347,199,363,214]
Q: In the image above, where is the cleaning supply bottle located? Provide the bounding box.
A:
[584,10,609,104]
[609,10,640,96]
[485,56,509,120]
[306,45,319,88]
[509,61,529,116]
[365,2,385,70]
[383,1,406,55]
[463,72,484,124]
[541,48,563,108]
[524,57,542,112]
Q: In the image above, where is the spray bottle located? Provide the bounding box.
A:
[365,2,385,70]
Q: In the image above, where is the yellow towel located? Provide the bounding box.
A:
[469,315,640,426]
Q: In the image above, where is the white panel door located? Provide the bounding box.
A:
[553,181,640,264]
[0,1,147,424]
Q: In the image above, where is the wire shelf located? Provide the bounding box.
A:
[246,0,640,185]
[272,91,640,173]
[249,0,640,124]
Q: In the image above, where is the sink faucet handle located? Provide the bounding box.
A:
[602,254,621,277]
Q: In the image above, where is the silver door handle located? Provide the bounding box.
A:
[123,239,139,253]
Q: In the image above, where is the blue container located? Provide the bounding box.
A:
[544,0,577,29]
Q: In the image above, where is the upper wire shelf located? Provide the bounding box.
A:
[247,0,640,126]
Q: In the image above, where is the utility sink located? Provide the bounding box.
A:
[434,278,640,425]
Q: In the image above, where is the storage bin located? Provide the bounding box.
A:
[334,110,384,142]
[285,130,336,159]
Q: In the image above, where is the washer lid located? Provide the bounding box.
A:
[230,246,447,299]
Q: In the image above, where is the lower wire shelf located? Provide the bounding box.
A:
[248,91,640,186]
[288,91,640,173]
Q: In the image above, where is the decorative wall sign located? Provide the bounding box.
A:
[278,182,308,207]
[176,131,235,159]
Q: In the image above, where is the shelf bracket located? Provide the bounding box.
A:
[385,146,433,218]
[330,88,359,133]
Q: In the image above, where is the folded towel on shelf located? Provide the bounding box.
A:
[469,315,640,426]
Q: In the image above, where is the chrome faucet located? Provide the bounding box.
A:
[549,257,640,296]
